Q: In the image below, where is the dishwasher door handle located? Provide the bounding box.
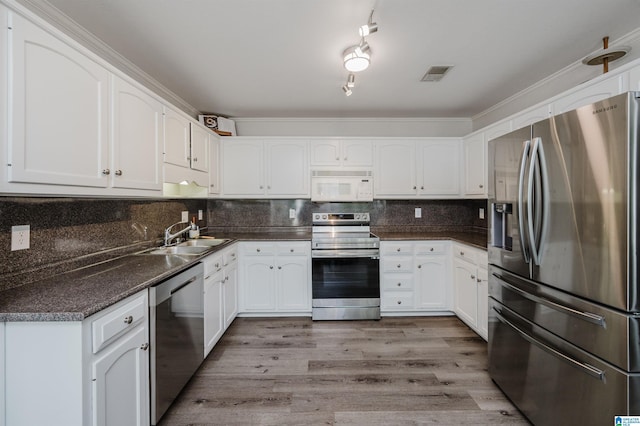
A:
[170,276,197,295]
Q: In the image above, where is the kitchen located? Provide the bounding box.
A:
[2,1,640,425]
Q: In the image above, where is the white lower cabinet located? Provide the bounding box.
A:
[203,244,238,357]
[4,291,149,426]
[239,241,311,315]
[452,243,488,340]
[380,241,451,314]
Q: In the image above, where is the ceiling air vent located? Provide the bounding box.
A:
[421,65,453,82]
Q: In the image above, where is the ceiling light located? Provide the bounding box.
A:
[342,85,353,96]
[347,74,355,88]
[359,23,378,37]
[343,45,370,72]
[355,41,370,56]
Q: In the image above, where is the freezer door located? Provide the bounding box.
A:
[531,94,634,311]
[488,126,532,279]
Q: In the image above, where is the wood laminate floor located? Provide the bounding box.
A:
[159,316,530,425]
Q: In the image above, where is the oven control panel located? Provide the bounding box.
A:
[312,212,370,224]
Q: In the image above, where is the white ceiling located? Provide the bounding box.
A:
[43,0,640,118]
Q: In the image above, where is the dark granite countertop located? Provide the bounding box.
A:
[1,227,486,322]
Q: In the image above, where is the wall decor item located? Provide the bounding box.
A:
[198,114,218,129]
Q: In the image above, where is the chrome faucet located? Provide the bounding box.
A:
[164,221,192,246]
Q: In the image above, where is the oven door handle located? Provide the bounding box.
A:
[312,249,379,258]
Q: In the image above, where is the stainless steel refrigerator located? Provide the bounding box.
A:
[488,92,640,425]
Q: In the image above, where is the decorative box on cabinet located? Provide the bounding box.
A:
[239,241,311,315]
[380,241,451,315]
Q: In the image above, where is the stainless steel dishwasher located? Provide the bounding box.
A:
[149,263,204,425]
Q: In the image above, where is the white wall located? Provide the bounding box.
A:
[234,117,472,137]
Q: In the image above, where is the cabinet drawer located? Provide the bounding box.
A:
[381,242,414,255]
[415,241,447,255]
[477,250,488,266]
[223,247,238,265]
[276,241,310,256]
[241,242,276,255]
[92,293,146,353]
[382,257,413,272]
[453,244,477,263]
[382,275,414,291]
[382,293,415,310]
[203,254,223,276]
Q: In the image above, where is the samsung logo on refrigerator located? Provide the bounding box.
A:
[592,104,618,114]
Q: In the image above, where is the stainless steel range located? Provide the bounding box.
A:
[311,212,380,320]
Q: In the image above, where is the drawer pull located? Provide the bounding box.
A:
[140,343,149,351]
[397,300,402,305]
[397,282,402,287]
[397,264,401,268]
[460,251,464,255]
[257,248,261,252]
[397,248,401,252]
[290,249,294,252]
[124,316,133,324]
[418,265,422,269]
[430,247,434,252]
[470,275,476,280]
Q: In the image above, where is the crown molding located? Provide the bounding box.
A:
[5,0,199,118]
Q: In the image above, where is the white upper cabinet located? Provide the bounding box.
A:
[374,139,461,199]
[208,135,220,195]
[7,12,109,188]
[510,103,551,130]
[463,133,485,197]
[189,123,210,173]
[417,139,461,197]
[310,139,373,168]
[110,76,163,192]
[551,74,626,115]
[163,107,191,168]
[222,138,309,198]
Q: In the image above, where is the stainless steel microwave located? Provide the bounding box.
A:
[310,170,373,202]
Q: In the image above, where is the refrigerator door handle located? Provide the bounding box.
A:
[518,139,532,264]
[527,137,550,265]
[492,272,607,327]
[492,306,606,382]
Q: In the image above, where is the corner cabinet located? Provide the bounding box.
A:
[452,243,488,340]
[222,138,309,198]
[239,241,311,315]
[4,290,150,426]
[380,241,452,314]
[374,139,461,199]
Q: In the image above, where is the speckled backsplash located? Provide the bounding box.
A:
[0,197,207,290]
[206,199,488,232]
[1,197,486,291]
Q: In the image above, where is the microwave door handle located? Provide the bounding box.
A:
[518,139,532,264]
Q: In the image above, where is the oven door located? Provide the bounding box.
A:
[311,249,380,300]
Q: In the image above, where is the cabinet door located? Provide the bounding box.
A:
[190,123,210,173]
[552,76,624,114]
[276,257,310,311]
[223,261,238,329]
[111,76,162,191]
[266,140,308,197]
[222,140,264,196]
[310,139,341,167]
[209,135,220,194]
[453,258,478,328]
[374,140,416,196]
[418,140,461,196]
[415,255,449,310]
[342,140,373,167]
[241,257,276,311]
[163,107,191,168]
[476,267,488,341]
[204,272,224,357]
[92,326,149,426]
[463,133,486,196]
[9,13,109,187]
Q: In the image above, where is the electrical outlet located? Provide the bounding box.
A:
[11,225,30,251]
[289,208,296,219]
[415,207,422,218]
[479,208,485,219]
[198,210,203,220]
[181,211,189,222]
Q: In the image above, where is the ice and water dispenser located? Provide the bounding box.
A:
[491,203,513,251]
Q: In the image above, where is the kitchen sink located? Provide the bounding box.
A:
[142,246,212,255]
[178,238,230,247]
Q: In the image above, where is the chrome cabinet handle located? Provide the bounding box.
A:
[397,300,402,305]
[418,265,422,269]
[336,156,340,160]
[430,247,434,252]
[270,266,274,269]
[102,169,110,175]
[256,248,261,252]
[421,186,424,190]
[114,169,122,176]
[140,343,149,351]
[193,157,198,162]
[470,275,476,280]
[413,186,417,190]
[477,278,482,283]
[397,264,401,268]
[397,282,401,287]
[460,251,464,255]
[124,316,133,324]
[479,184,484,188]
[290,249,294,252]
[397,248,401,252]
[278,266,282,270]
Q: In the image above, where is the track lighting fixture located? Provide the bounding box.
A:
[359,10,378,36]
[342,85,353,96]
[343,45,370,72]
[347,74,355,88]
